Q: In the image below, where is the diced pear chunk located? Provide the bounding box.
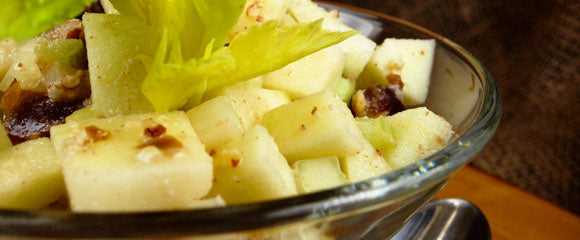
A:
[340,136,392,182]
[83,13,158,116]
[357,38,436,106]
[262,47,345,99]
[0,126,11,151]
[228,0,291,41]
[209,125,297,204]
[51,112,213,212]
[186,96,244,151]
[261,90,364,162]
[288,0,376,80]
[293,157,348,193]
[0,138,64,209]
[383,107,454,169]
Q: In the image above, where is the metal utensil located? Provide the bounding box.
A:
[389,198,491,240]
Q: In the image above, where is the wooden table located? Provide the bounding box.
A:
[435,166,580,240]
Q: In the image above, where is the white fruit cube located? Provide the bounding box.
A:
[262,46,345,99]
[0,126,11,151]
[228,0,291,41]
[0,138,64,209]
[187,196,226,210]
[384,107,454,169]
[83,13,157,116]
[0,38,44,92]
[261,90,364,162]
[212,83,291,130]
[209,125,297,204]
[288,0,377,80]
[357,38,436,106]
[293,157,348,193]
[186,96,244,151]
[51,112,213,212]
[340,136,392,182]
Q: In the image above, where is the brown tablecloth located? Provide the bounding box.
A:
[332,0,580,214]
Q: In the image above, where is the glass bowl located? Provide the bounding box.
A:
[0,2,501,239]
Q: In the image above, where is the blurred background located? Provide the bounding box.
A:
[332,0,579,214]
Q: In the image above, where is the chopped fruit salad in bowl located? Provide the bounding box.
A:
[0,0,501,239]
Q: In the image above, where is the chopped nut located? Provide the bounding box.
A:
[144,124,167,138]
[138,135,184,156]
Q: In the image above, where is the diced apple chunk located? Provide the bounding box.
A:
[212,83,291,130]
[0,138,64,209]
[357,38,436,106]
[340,136,392,182]
[261,90,364,162]
[51,112,212,212]
[288,0,376,80]
[356,116,396,155]
[209,125,297,204]
[228,0,291,41]
[383,107,454,169]
[262,46,345,99]
[334,76,355,104]
[66,107,104,122]
[186,96,244,151]
[187,196,226,210]
[0,125,11,151]
[293,157,348,193]
[83,13,158,116]
[0,38,44,92]
[0,39,16,85]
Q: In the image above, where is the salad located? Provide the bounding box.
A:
[0,0,453,212]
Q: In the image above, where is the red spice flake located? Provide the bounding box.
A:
[300,124,306,130]
[85,125,111,143]
[209,149,217,156]
[469,73,476,91]
[425,111,430,116]
[375,149,383,156]
[311,106,318,115]
[231,158,240,167]
[144,124,166,138]
[212,178,218,183]
[17,63,23,68]
[420,50,425,55]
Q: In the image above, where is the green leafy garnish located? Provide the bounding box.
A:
[110,0,244,112]
[206,19,357,92]
[112,1,356,112]
[0,0,94,41]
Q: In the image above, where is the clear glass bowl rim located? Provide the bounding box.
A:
[0,2,502,238]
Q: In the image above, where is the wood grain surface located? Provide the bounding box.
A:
[436,166,580,240]
[330,0,580,214]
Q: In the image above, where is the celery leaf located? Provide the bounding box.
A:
[206,19,357,92]
[0,0,94,41]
